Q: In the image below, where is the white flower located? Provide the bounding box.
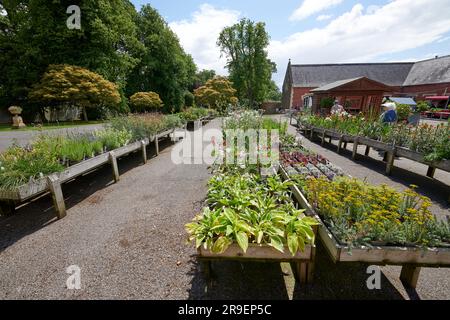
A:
[0,167,4,171]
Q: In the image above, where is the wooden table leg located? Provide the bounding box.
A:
[0,200,16,216]
[352,139,359,160]
[109,151,120,182]
[385,150,395,176]
[365,146,370,156]
[337,137,343,154]
[426,166,436,178]
[47,174,67,219]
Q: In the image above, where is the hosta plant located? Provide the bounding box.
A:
[186,172,319,255]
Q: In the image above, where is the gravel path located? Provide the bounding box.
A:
[0,124,104,152]
[0,118,448,300]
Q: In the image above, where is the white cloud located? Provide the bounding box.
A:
[437,36,450,43]
[366,5,380,14]
[317,14,333,21]
[290,0,343,21]
[169,4,240,75]
[271,0,450,85]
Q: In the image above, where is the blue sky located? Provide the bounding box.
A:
[131,0,450,86]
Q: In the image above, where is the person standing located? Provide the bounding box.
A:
[331,99,345,115]
[380,102,398,124]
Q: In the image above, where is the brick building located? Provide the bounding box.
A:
[282,55,450,113]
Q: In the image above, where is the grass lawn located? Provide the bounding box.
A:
[0,121,106,132]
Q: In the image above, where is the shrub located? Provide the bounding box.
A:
[184,91,195,107]
[320,97,335,109]
[396,104,412,122]
[416,101,430,113]
[129,92,163,112]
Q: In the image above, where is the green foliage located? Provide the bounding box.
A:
[0,1,195,116]
[416,101,430,113]
[179,107,209,121]
[261,118,288,136]
[217,18,276,107]
[266,80,282,101]
[109,113,185,140]
[129,92,164,112]
[0,0,142,108]
[396,104,412,122]
[0,145,64,190]
[222,110,262,131]
[186,172,319,255]
[0,127,134,190]
[320,97,335,109]
[95,128,132,151]
[125,5,196,112]
[184,91,195,107]
[191,69,216,91]
[301,114,450,161]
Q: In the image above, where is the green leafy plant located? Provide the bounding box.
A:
[186,172,319,255]
[396,104,412,122]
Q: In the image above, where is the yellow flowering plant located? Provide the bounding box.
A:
[305,177,450,248]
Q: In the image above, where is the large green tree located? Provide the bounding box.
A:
[217,18,276,108]
[0,0,142,111]
[190,69,216,91]
[126,5,196,113]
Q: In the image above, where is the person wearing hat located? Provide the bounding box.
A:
[331,99,345,115]
[380,102,398,124]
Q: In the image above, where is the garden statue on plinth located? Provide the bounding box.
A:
[8,106,26,129]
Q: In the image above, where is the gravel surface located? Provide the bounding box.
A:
[0,124,104,152]
[0,118,448,300]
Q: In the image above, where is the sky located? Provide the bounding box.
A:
[131,0,450,87]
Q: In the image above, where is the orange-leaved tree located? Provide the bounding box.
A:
[194,76,238,112]
[129,92,163,112]
[29,64,121,121]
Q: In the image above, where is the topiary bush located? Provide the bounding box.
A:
[129,92,163,113]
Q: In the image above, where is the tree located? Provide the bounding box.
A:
[190,69,216,91]
[194,77,238,112]
[28,64,121,121]
[0,0,142,112]
[125,5,196,113]
[184,91,195,107]
[266,80,282,101]
[217,18,276,108]
[130,92,163,112]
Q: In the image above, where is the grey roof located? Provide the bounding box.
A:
[310,77,363,92]
[289,55,450,88]
[290,63,414,87]
[389,97,417,105]
[403,55,450,86]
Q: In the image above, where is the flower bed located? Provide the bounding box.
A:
[279,133,450,287]
[300,114,450,162]
[0,113,186,217]
[186,169,319,283]
[187,111,318,283]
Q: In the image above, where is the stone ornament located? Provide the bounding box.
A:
[8,106,26,129]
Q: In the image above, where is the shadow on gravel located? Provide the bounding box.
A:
[0,138,175,253]
[187,241,406,300]
[304,134,450,211]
